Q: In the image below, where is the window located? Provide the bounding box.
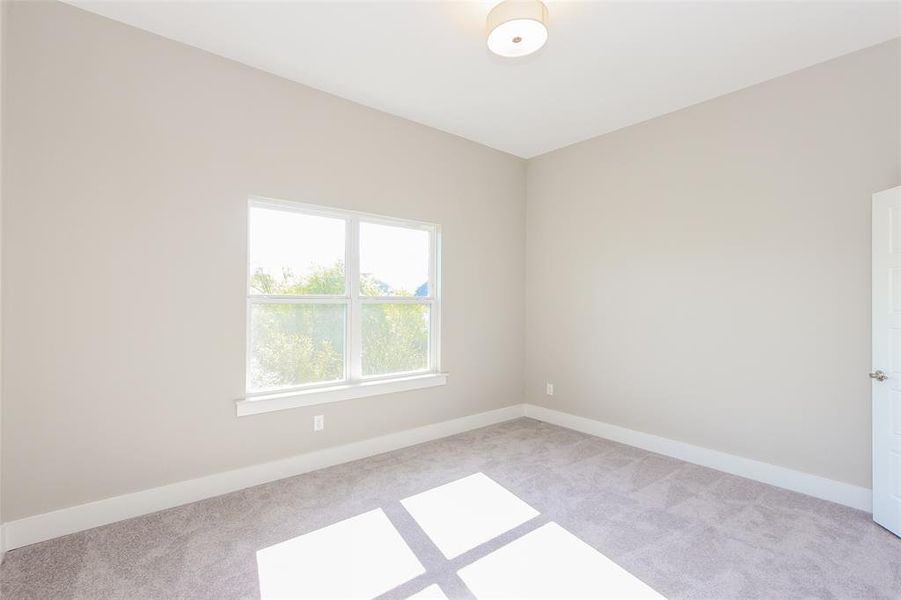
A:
[239,198,444,415]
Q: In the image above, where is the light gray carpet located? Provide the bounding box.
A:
[2,418,899,599]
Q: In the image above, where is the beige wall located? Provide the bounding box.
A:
[525,39,900,488]
[1,1,525,521]
[3,0,899,525]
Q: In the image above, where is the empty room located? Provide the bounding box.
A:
[0,0,899,598]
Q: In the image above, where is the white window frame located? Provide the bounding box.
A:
[237,197,446,416]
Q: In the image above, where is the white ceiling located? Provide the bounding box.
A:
[66,1,900,158]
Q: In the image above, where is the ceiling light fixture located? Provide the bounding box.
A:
[486,0,549,58]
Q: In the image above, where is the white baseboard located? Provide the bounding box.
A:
[2,404,526,552]
[524,403,872,512]
[2,401,872,552]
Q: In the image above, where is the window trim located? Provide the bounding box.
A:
[238,196,445,416]
[235,372,448,416]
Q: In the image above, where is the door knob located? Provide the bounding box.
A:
[870,370,888,382]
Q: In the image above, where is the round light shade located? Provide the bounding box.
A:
[487,0,548,58]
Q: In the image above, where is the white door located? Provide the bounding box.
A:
[872,185,901,536]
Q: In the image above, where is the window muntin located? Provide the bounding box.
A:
[247,199,440,397]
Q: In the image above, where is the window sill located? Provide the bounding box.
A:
[235,373,449,417]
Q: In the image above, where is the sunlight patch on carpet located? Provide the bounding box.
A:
[401,472,539,558]
[256,509,424,599]
[458,522,664,599]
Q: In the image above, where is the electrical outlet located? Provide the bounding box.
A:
[313,415,325,432]
[546,382,554,396]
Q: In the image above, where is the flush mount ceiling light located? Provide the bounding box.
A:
[487,0,549,58]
